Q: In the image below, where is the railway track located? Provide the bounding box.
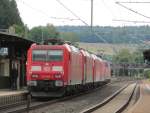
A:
[0,82,109,113]
[81,83,137,113]
[0,79,136,113]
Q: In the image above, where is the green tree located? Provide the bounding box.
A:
[112,49,134,63]
[0,0,23,29]
[60,32,79,42]
[112,48,144,64]
[9,0,23,26]
[28,24,59,43]
[11,24,28,37]
[132,49,144,63]
[0,0,11,28]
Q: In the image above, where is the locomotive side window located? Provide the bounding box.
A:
[32,50,47,61]
[48,50,63,61]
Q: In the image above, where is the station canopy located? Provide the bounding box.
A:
[0,32,36,89]
[0,32,35,48]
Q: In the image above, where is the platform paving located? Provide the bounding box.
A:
[0,90,28,97]
[0,89,28,106]
[126,80,150,113]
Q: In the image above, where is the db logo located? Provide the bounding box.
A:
[43,66,50,71]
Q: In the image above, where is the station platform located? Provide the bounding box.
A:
[0,89,28,106]
[126,80,150,113]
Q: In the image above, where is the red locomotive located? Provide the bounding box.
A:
[26,42,111,97]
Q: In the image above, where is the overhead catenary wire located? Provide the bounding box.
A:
[101,0,116,18]
[116,2,150,20]
[112,1,150,50]
[115,1,150,23]
[116,1,150,4]
[56,0,149,51]
[17,0,149,52]
[55,0,88,26]
[55,0,115,44]
[16,0,79,21]
[17,0,114,52]
[115,1,150,47]
[55,0,150,53]
[56,0,119,53]
[113,19,150,23]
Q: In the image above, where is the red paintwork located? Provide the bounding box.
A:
[27,44,84,86]
[26,43,111,89]
[80,50,93,84]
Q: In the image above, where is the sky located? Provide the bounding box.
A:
[16,0,150,29]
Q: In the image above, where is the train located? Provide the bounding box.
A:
[26,42,111,97]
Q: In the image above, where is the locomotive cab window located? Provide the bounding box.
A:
[32,50,47,61]
[48,50,63,61]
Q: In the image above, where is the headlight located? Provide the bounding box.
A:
[31,66,41,71]
[54,74,61,78]
[52,66,63,71]
[55,80,63,86]
[27,81,37,86]
[32,74,39,78]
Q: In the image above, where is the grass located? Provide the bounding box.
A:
[78,42,139,55]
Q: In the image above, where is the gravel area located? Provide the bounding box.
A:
[29,81,130,113]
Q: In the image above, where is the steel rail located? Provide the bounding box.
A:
[1,82,110,113]
[80,83,135,113]
[115,83,137,113]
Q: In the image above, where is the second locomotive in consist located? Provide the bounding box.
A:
[26,42,111,97]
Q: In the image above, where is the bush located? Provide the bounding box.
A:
[144,69,150,79]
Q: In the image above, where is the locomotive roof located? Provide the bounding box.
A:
[98,57,102,61]
[80,49,91,57]
[31,43,81,53]
[30,43,106,62]
[69,45,80,53]
[91,54,97,59]
[31,44,66,49]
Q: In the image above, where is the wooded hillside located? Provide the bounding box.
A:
[57,26,150,44]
